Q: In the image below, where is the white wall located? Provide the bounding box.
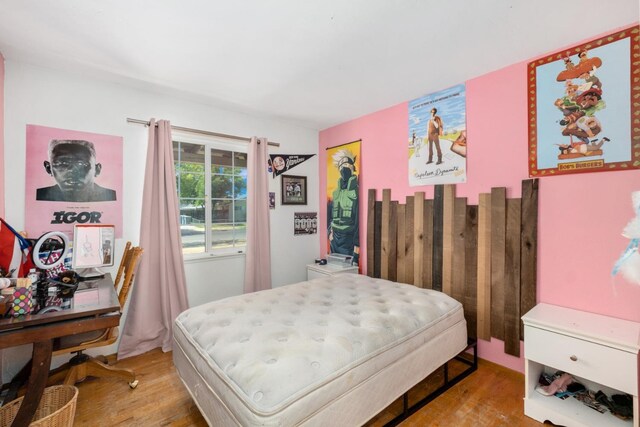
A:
[2,60,320,380]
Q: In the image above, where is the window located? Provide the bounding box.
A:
[173,134,247,256]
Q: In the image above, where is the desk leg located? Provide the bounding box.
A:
[10,340,53,427]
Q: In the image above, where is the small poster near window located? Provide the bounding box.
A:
[25,125,123,238]
[294,212,317,235]
[269,192,275,209]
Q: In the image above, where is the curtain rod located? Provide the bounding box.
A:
[126,118,280,147]
[326,139,362,150]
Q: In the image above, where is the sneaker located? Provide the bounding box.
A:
[610,394,633,420]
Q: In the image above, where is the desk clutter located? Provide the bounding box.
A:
[0,268,81,318]
[0,219,119,318]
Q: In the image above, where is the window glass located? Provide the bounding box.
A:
[211,149,233,174]
[234,200,247,222]
[177,171,205,199]
[211,175,233,199]
[212,199,233,223]
[234,152,247,175]
[211,222,234,249]
[234,222,247,246]
[179,199,206,254]
[174,138,247,256]
[234,175,247,199]
[174,142,204,167]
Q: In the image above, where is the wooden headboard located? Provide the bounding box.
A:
[366,179,538,357]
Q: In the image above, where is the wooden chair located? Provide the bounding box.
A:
[48,242,144,389]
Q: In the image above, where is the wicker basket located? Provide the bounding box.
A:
[0,385,78,427]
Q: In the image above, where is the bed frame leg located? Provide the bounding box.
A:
[402,393,408,417]
[383,338,478,427]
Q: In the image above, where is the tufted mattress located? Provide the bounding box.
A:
[173,274,467,426]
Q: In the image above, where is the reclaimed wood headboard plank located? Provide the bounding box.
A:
[374,201,382,279]
[413,192,425,287]
[451,197,467,302]
[396,204,407,284]
[432,186,444,291]
[477,193,492,341]
[490,187,507,341]
[405,196,415,286]
[520,179,538,337]
[504,198,522,357]
[381,189,392,280]
[367,189,376,278]
[465,204,478,340]
[442,185,456,296]
[388,201,398,282]
[422,199,434,289]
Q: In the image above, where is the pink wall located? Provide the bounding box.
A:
[319,25,640,372]
[0,53,4,218]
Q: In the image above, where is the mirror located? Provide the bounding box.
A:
[32,231,69,270]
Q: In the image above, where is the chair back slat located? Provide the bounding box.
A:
[118,247,143,308]
[114,241,132,290]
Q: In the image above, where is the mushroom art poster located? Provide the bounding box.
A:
[528,26,640,177]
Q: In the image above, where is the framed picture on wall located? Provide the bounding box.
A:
[281,175,307,205]
[527,25,640,177]
[294,212,318,235]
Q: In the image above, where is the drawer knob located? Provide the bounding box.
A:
[570,355,578,362]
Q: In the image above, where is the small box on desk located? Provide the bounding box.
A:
[12,287,33,317]
[327,253,353,267]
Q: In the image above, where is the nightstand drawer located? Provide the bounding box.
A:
[524,325,638,395]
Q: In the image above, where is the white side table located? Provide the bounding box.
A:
[522,303,640,427]
[306,263,358,280]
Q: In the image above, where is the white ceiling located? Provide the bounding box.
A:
[0,1,638,130]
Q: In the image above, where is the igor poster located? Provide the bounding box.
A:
[326,140,360,266]
[408,84,467,186]
[528,26,640,176]
[25,125,123,238]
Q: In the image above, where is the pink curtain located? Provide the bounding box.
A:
[244,137,272,293]
[118,119,189,359]
[0,53,5,219]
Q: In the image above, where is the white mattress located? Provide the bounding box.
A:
[173,274,467,426]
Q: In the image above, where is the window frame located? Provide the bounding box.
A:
[173,130,248,261]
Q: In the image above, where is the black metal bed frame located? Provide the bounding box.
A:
[383,338,478,427]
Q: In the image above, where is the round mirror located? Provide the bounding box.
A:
[32,231,69,270]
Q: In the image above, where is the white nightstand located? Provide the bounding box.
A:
[522,303,640,427]
[306,263,358,280]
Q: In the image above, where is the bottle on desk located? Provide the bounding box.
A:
[27,268,39,290]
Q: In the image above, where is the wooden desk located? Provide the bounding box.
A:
[0,275,120,427]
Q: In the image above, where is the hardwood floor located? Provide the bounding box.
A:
[73,350,206,426]
[71,349,545,426]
